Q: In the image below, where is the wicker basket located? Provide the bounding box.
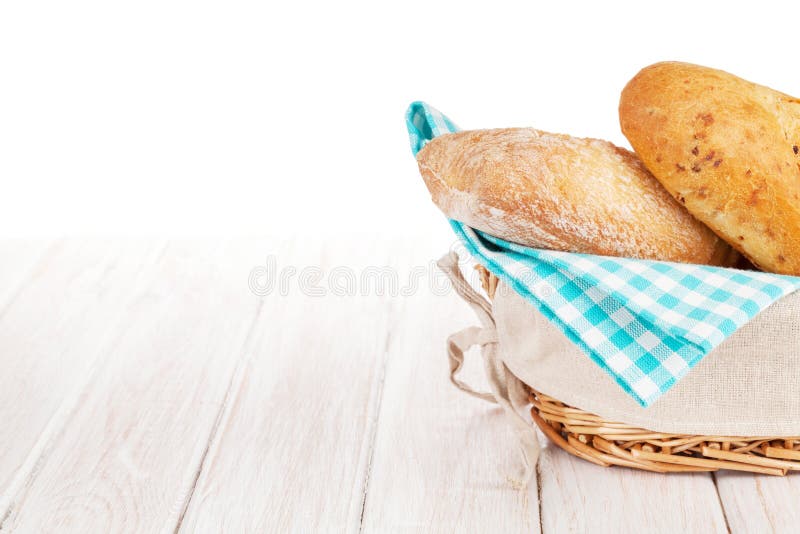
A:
[477,265,800,476]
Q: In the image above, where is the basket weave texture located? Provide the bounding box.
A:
[477,265,800,475]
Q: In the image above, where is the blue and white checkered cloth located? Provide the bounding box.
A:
[407,101,800,407]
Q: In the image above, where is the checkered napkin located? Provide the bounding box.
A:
[407,101,800,407]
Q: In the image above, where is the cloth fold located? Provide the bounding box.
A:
[409,101,800,407]
[437,252,539,487]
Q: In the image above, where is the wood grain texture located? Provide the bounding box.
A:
[0,240,164,516]
[715,472,800,533]
[360,250,540,533]
[0,240,264,533]
[537,445,729,533]
[1,236,793,533]
[178,238,396,533]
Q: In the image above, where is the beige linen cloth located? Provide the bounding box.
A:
[438,252,800,481]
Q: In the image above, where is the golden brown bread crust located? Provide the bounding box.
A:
[416,128,738,266]
[620,61,800,274]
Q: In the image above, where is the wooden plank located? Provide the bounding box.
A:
[360,251,540,533]
[715,472,800,533]
[0,239,164,513]
[538,444,728,533]
[177,238,395,532]
[0,240,264,532]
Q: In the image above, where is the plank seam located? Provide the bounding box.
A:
[356,327,393,533]
[0,240,168,531]
[536,455,544,534]
[710,472,733,534]
[173,297,266,534]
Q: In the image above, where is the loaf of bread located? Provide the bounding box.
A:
[620,61,800,275]
[416,128,739,266]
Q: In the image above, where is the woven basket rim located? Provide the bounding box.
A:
[477,266,800,475]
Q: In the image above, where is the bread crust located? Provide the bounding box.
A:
[620,61,800,274]
[416,127,738,266]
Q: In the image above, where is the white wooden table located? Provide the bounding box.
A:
[0,237,797,533]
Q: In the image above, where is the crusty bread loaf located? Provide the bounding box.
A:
[416,128,739,266]
[620,61,800,275]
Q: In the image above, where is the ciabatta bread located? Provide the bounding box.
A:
[416,128,739,266]
[620,61,800,274]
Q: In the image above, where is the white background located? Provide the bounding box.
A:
[1,1,799,237]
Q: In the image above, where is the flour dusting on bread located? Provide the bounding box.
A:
[417,127,738,266]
